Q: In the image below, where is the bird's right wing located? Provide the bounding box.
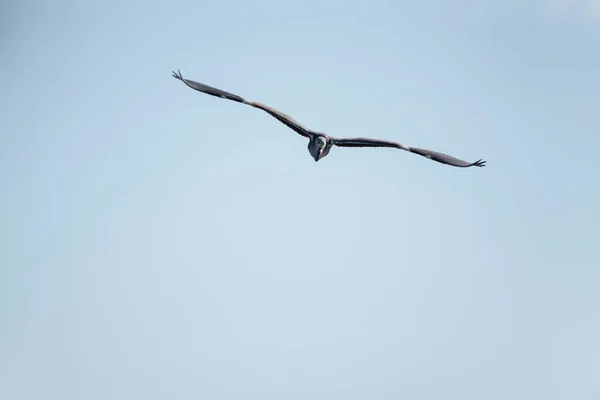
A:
[331,137,486,168]
[172,70,312,138]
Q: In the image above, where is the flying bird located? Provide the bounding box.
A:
[172,70,486,168]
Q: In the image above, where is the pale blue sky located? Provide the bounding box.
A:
[1,0,599,399]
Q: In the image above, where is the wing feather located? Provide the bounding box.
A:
[332,137,486,168]
[172,70,311,138]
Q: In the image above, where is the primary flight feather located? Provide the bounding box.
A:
[172,69,486,168]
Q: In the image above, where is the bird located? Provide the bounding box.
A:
[172,69,486,168]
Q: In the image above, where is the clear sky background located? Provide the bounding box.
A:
[1,0,599,399]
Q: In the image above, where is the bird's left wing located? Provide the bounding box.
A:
[172,70,312,138]
[331,137,486,168]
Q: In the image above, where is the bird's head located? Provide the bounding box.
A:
[308,134,332,162]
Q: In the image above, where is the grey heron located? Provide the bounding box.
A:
[172,70,486,168]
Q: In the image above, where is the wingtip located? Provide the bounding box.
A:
[172,69,183,80]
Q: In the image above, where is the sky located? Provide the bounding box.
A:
[1,0,599,399]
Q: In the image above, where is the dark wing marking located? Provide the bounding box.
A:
[172,69,311,138]
[331,137,486,168]
[246,101,312,139]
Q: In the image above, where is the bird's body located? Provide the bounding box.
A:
[172,70,486,168]
[307,134,333,162]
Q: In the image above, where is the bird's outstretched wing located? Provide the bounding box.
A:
[331,137,486,168]
[172,69,311,138]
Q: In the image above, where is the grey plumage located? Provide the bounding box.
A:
[172,69,486,168]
